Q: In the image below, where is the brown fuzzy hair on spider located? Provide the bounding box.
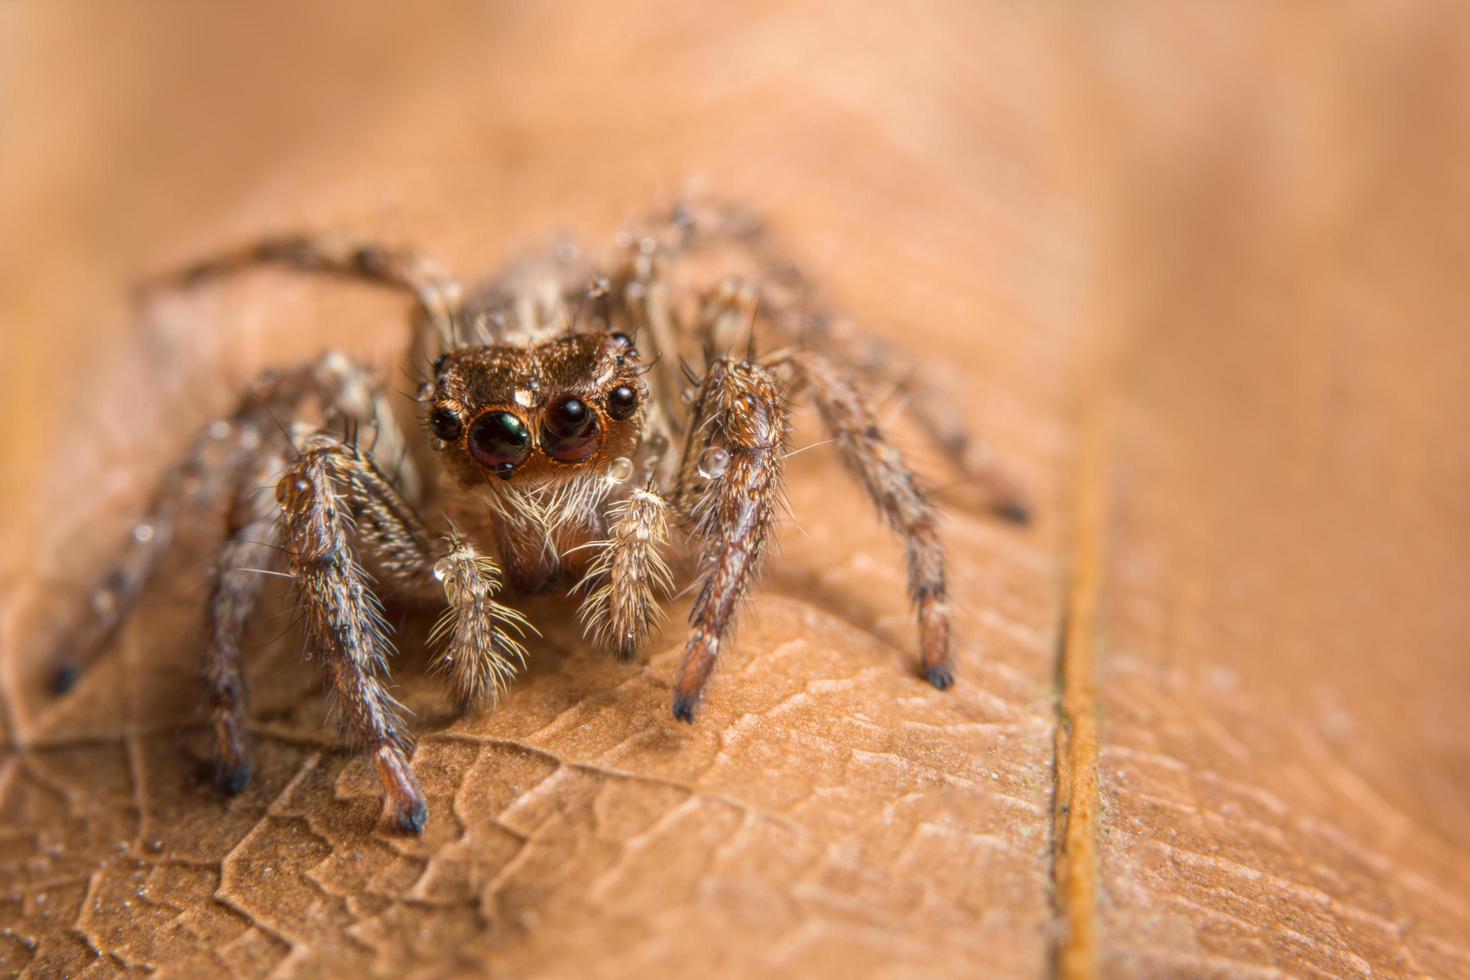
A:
[47,199,1029,834]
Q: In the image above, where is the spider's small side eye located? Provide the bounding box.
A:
[429,405,463,442]
[606,385,639,420]
[541,394,601,462]
[610,332,640,362]
[469,411,532,471]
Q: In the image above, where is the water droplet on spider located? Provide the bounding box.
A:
[433,557,452,583]
[607,457,634,484]
[527,377,543,393]
[638,235,658,255]
[206,420,232,441]
[697,447,730,479]
[431,438,447,451]
[275,477,309,504]
[415,382,434,403]
[132,523,155,544]
[91,588,117,616]
[647,434,669,455]
[625,281,646,301]
[237,425,261,451]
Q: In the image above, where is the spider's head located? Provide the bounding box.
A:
[425,331,644,489]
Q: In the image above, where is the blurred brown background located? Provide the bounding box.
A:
[3,3,1470,978]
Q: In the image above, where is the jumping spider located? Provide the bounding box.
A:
[50,200,1029,834]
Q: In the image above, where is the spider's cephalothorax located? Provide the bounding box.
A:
[49,201,1029,833]
[430,333,648,591]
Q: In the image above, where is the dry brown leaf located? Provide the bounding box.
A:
[3,4,1469,979]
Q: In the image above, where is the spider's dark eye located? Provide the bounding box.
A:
[609,332,639,361]
[429,405,463,442]
[540,393,601,462]
[468,411,532,472]
[606,384,639,420]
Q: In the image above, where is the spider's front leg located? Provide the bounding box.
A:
[275,435,426,833]
[276,433,530,832]
[670,358,792,722]
[202,355,421,793]
[778,351,955,688]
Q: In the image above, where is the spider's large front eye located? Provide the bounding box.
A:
[469,411,532,475]
[540,393,601,463]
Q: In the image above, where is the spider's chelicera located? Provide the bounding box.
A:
[49,200,1029,834]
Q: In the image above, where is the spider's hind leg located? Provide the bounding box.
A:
[203,453,286,795]
[779,350,955,689]
[45,419,253,694]
[141,231,464,356]
[793,313,1029,524]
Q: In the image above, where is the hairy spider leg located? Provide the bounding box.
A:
[779,306,1029,525]
[141,231,464,358]
[647,195,1030,524]
[46,414,258,693]
[204,453,284,794]
[670,357,791,722]
[781,351,955,688]
[276,436,427,833]
[201,353,425,798]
